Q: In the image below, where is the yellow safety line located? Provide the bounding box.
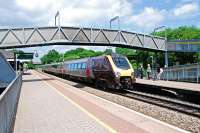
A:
[39,74,118,133]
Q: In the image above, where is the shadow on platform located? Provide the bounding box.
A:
[73,83,86,88]
[23,78,54,83]
[22,72,32,75]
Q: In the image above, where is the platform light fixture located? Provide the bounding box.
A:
[110,16,120,30]
[154,25,168,80]
[34,50,39,58]
[55,11,60,27]
[54,11,61,40]
[154,26,168,67]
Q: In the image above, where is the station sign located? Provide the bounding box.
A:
[17,53,34,59]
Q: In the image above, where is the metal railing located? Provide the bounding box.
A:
[161,63,200,83]
[0,73,22,133]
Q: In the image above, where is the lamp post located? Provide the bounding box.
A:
[150,56,154,80]
[62,53,64,62]
[14,52,18,72]
[110,16,120,30]
[55,11,61,40]
[154,26,169,80]
[55,11,60,27]
[154,26,168,67]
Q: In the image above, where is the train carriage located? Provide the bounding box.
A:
[41,54,135,89]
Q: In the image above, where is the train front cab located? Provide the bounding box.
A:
[108,55,135,89]
[90,55,135,89]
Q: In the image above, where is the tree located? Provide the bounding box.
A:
[116,48,136,56]
[11,49,24,54]
[27,62,35,69]
[152,26,200,40]
[63,48,103,61]
[103,49,113,55]
[152,26,200,65]
[115,47,158,69]
[41,49,61,64]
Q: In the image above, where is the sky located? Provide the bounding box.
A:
[0,0,200,62]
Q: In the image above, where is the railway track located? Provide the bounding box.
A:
[115,89,200,118]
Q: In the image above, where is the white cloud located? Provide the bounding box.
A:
[15,0,135,57]
[173,2,199,17]
[16,0,63,11]
[128,7,165,28]
[16,0,133,27]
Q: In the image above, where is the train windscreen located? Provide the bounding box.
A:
[112,57,130,69]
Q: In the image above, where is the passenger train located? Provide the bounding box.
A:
[41,54,135,89]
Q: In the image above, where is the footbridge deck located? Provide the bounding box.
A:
[0,26,165,51]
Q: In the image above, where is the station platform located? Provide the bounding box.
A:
[136,78,200,92]
[13,70,189,133]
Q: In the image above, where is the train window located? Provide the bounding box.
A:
[80,63,83,69]
[74,64,78,70]
[82,63,86,69]
[78,63,82,69]
[91,60,96,68]
[92,58,104,70]
[112,57,130,69]
[71,64,74,70]
[102,58,110,70]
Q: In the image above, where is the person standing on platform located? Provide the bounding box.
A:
[156,64,161,80]
[147,64,151,79]
[23,63,28,72]
[139,64,144,79]
[158,67,164,80]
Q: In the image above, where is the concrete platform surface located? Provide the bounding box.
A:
[13,70,189,133]
[13,71,109,133]
[136,78,200,92]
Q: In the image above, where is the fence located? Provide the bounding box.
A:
[161,63,200,83]
[0,73,22,133]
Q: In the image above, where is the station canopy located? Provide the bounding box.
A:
[167,39,200,52]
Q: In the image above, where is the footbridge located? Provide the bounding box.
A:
[0,26,166,51]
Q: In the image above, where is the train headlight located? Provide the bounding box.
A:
[115,72,121,78]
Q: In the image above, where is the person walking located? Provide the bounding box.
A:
[147,64,151,79]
